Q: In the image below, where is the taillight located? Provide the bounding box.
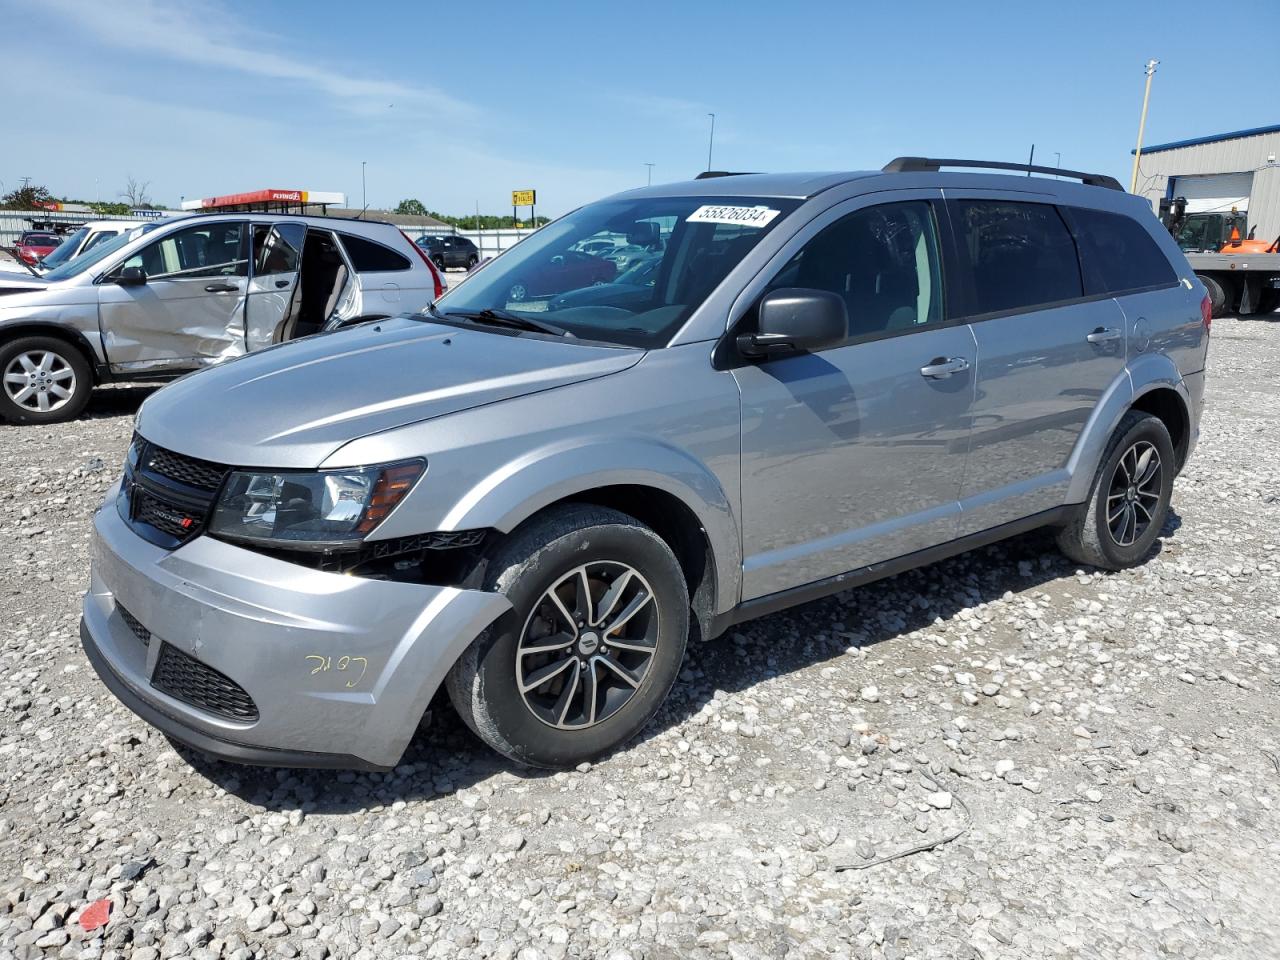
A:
[401,230,444,300]
[1199,293,1212,334]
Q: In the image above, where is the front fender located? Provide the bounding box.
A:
[430,436,742,616]
[1064,353,1191,503]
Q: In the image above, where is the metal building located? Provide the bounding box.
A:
[1134,124,1280,243]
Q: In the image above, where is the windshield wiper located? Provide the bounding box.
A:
[433,305,569,337]
[2,248,42,279]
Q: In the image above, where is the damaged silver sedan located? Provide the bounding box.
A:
[0,214,443,424]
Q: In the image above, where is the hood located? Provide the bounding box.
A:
[0,268,49,292]
[137,316,643,468]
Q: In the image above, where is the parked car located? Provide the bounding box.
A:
[29,220,143,273]
[503,249,616,302]
[604,242,660,272]
[0,214,442,423]
[547,253,660,312]
[13,231,62,266]
[417,234,480,271]
[574,238,618,257]
[81,158,1207,773]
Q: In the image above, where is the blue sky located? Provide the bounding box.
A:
[5,0,1279,216]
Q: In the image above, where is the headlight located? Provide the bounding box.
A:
[208,460,424,550]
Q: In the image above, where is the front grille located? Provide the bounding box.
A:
[144,446,230,493]
[134,488,205,540]
[117,606,151,647]
[152,643,259,722]
[124,436,229,548]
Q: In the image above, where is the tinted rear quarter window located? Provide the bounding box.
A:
[1069,207,1177,295]
[950,200,1083,315]
[340,233,411,272]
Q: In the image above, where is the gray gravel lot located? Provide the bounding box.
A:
[1,318,1278,960]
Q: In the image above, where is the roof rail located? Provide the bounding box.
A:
[881,157,1124,191]
[695,170,759,180]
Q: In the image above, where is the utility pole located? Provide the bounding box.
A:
[706,114,716,171]
[644,162,655,186]
[1130,59,1159,193]
[361,161,367,209]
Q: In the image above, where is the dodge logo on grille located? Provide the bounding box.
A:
[152,506,195,529]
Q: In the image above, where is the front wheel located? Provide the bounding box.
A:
[467,255,478,269]
[446,505,689,768]
[0,336,93,424]
[1056,411,1175,569]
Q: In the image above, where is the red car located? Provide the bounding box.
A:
[504,250,616,302]
[14,231,62,266]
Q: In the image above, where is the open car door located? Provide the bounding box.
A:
[246,221,306,351]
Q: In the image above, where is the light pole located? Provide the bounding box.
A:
[644,162,655,186]
[1054,152,1061,179]
[706,114,716,171]
[1129,59,1159,194]
[361,161,367,209]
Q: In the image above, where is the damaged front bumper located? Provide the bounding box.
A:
[81,483,510,770]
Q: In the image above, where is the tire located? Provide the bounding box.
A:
[1056,411,1175,570]
[507,280,530,303]
[1257,288,1280,315]
[1199,275,1228,319]
[467,255,478,269]
[446,504,689,768]
[0,335,93,425]
[432,256,446,272]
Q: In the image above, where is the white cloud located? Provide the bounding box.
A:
[39,0,477,120]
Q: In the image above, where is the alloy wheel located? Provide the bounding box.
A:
[1106,440,1163,546]
[516,561,659,730]
[3,350,77,414]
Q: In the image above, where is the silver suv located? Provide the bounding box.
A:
[81,158,1209,771]
[0,214,442,423]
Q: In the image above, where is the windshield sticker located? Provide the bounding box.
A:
[686,204,781,228]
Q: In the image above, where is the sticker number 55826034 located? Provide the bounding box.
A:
[686,204,781,228]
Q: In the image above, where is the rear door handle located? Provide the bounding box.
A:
[204,283,237,293]
[1087,327,1122,344]
[920,356,970,379]
[275,279,291,288]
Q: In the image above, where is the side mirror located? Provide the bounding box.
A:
[116,266,147,286]
[738,288,848,359]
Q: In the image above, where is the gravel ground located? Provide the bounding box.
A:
[1,317,1278,960]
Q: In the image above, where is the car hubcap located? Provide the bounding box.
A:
[1106,440,1162,546]
[3,350,76,414]
[517,561,659,730]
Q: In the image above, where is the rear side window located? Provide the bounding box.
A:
[950,200,1082,315]
[340,233,411,272]
[1069,207,1177,295]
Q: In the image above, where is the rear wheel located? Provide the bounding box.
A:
[446,505,689,768]
[432,256,446,272]
[467,255,479,269]
[0,336,92,424]
[1056,411,1174,569]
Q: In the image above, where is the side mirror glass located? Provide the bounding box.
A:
[116,265,147,286]
[738,287,848,359]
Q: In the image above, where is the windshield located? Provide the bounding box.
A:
[432,195,798,347]
[36,227,88,267]
[42,222,159,282]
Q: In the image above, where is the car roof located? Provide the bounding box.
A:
[612,167,1137,209]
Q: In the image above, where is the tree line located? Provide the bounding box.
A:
[1,176,162,213]
[395,198,549,230]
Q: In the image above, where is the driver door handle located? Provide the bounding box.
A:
[204,283,237,293]
[275,279,291,288]
[1086,327,1122,344]
[920,356,970,379]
